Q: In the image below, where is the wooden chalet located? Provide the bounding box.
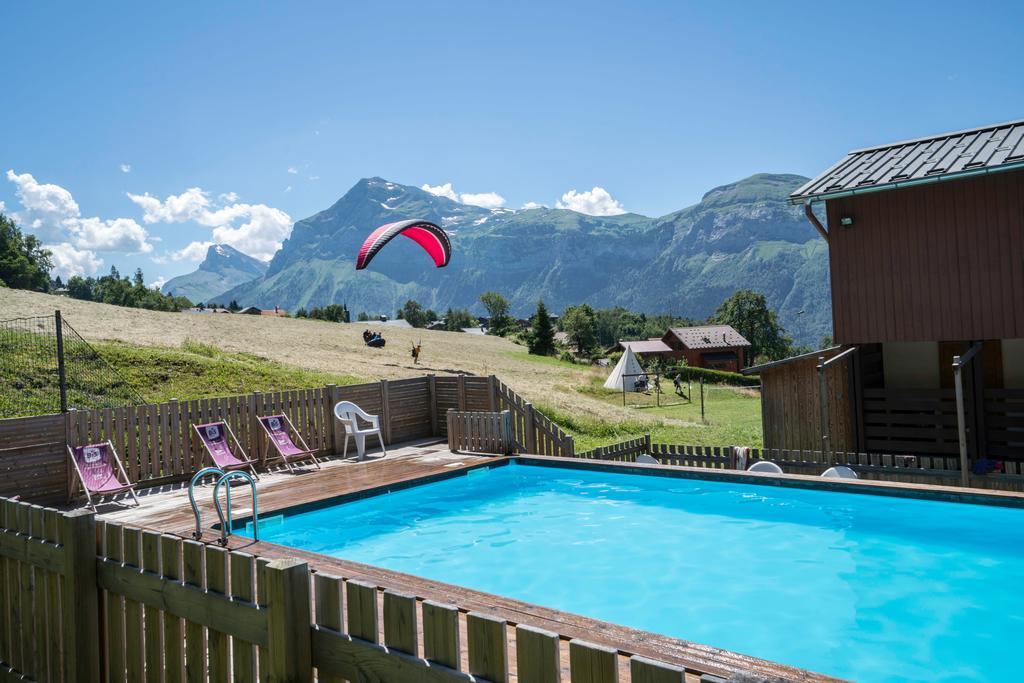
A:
[747,119,1024,474]
[661,325,751,372]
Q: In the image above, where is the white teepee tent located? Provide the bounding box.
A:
[604,346,647,391]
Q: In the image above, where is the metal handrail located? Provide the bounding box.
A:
[188,467,225,539]
[213,471,259,546]
[953,341,984,487]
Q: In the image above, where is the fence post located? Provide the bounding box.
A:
[428,375,438,436]
[458,374,467,411]
[61,508,101,682]
[264,558,313,681]
[524,403,536,454]
[380,379,392,445]
[817,356,832,465]
[55,309,68,413]
[488,375,497,412]
[250,392,264,468]
[324,384,337,453]
[644,433,652,455]
[328,384,343,455]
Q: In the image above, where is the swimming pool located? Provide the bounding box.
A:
[238,459,1024,681]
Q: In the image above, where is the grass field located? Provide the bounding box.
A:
[0,288,763,448]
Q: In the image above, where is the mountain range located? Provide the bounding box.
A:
[161,243,268,303]
[191,174,830,345]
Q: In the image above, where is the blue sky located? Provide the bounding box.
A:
[2,1,1022,286]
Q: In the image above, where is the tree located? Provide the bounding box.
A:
[228,300,241,312]
[132,268,145,288]
[561,303,598,355]
[0,212,52,292]
[712,289,791,363]
[357,311,370,322]
[444,308,476,331]
[479,291,512,336]
[527,300,555,356]
[400,299,430,328]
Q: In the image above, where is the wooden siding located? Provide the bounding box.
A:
[0,414,67,505]
[758,350,855,452]
[827,169,1024,344]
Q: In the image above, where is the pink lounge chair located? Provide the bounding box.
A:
[258,414,321,472]
[67,441,140,509]
[193,421,259,479]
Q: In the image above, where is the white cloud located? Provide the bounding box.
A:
[287,167,298,175]
[521,201,545,210]
[6,169,81,241]
[120,163,132,173]
[421,182,459,201]
[421,182,507,209]
[48,243,103,278]
[0,200,5,213]
[460,192,506,209]
[6,169,154,257]
[128,187,210,224]
[132,187,291,261]
[149,276,167,290]
[555,186,626,216]
[218,191,239,203]
[308,175,320,181]
[75,216,152,253]
[172,241,213,262]
[284,185,292,193]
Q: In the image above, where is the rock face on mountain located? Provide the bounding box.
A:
[215,174,831,345]
[161,244,268,303]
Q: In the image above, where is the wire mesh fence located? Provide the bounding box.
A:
[0,311,147,418]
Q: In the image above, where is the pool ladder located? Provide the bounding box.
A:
[188,467,259,545]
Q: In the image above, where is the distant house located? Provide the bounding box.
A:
[239,306,287,317]
[461,326,486,335]
[660,325,751,372]
[383,318,413,328]
[184,307,231,314]
[612,339,673,359]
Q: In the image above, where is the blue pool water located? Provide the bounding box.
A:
[241,461,1024,680]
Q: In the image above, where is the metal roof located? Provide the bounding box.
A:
[616,340,673,354]
[790,118,1024,204]
[666,325,751,349]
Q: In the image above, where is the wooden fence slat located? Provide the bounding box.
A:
[383,590,418,657]
[569,639,618,683]
[629,655,686,683]
[466,612,508,683]
[205,545,230,682]
[104,522,125,682]
[17,503,35,679]
[264,558,312,681]
[161,535,185,683]
[62,509,100,683]
[516,624,561,683]
[314,573,345,683]
[44,509,62,682]
[346,579,379,643]
[142,531,163,683]
[422,600,460,671]
[182,540,206,683]
[30,506,47,681]
[256,557,270,681]
[122,527,145,682]
[230,552,257,682]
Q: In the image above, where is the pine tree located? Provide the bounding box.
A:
[527,300,555,355]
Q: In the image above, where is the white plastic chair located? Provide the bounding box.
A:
[821,465,859,479]
[333,401,387,461]
[747,460,784,474]
[635,453,659,464]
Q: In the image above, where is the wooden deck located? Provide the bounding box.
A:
[99,441,836,682]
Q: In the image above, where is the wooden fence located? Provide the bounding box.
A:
[2,374,581,504]
[575,439,1024,492]
[0,495,705,682]
[447,410,514,455]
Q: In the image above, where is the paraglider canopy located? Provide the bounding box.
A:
[356,219,451,270]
